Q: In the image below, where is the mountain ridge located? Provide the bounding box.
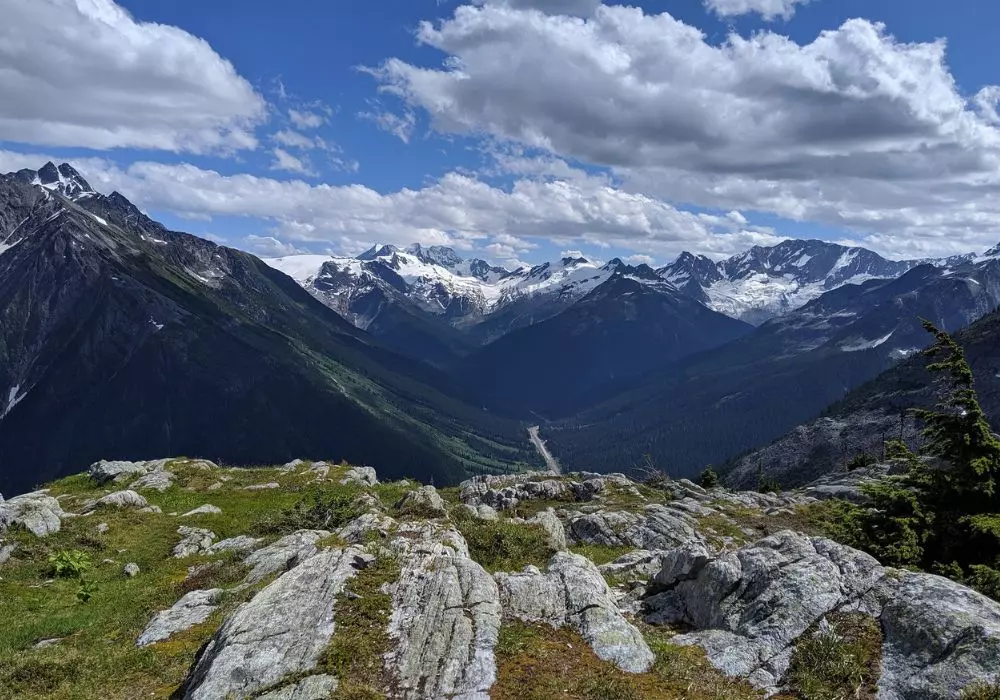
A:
[0,163,536,495]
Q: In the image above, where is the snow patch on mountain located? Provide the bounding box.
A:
[266,246,616,330]
[1,385,26,420]
[660,240,917,325]
[840,331,894,352]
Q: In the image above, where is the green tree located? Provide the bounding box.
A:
[698,466,720,489]
[850,320,1000,598]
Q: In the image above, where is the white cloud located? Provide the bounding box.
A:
[472,0,600,17]
[626,253,656,265]
[289,109,326,129]
[358,108,417,144]
[704,0,809,21]
[271,148,315,176]
[273,130,318,150]
[7,152,781,261]
[241,235,309,257]
[368,4,1000,257]
[0,0,264,153]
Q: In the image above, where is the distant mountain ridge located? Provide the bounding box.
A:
[725,306,1000,489]
[658,239,920,325]
[544,253,1000,478]
[269,238,972,350]
[454,259,753,417]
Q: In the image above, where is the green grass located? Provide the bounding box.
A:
[784,613,883,700]
[569,543,636,566]
[0,466,335,699]
[456,518,555,573]
[493,622,761,700]
[696,513,751,549]
[324,549,400,699]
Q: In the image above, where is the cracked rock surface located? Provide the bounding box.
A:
[385,525,501,700]
[182,547,370,700]
[137,589,223,647]
[497,551,655,673]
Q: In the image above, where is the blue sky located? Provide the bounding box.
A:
[2,0,1000,267]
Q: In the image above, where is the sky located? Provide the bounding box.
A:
[2,0,1000,268]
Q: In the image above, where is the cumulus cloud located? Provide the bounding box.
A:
[704,0,809,21]
[2,151,780,260]
[367,4,1000,257]
[241,235,309,257]
[273,130,318,150]
[472,0,600,17]
[0,0,265,153]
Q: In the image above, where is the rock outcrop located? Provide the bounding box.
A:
[643,530,1000,697]
[128,469,175,492]
[385,532,501,700]
[173,526,218,558]
[137,589,223,647]
[340,466,378,487]
[83,489,149,512]
[395,485,448,517]
[497,552,655,673]
[569,502,707,551]
[182,548,370,699]
[0,490,66,536]
[242,530,331,584]
[89,459,164,485]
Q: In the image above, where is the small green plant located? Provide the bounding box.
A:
[76,578,98,604]
[846,452,878,471]
[47,550,91,578]
[457,519,554,573]
[961,681,1000,699]
[698,467,721,488]
[785,613,882,700]
[253,487,362,536]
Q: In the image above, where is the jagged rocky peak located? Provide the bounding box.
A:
[986,242,1000,258]
[660,250,724,285]
[356,243,400,260]
[15,161,95,200]
[407,243,463,268]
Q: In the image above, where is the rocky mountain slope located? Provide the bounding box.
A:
[0,164,536,495]
[456,262,753,417]
[1,458,997,699]
[545,257,1000,477]
[658,239,919,325]
[726,307,1000,489]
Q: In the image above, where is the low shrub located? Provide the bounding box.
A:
[457,519,554,573]
[785,613,882,700]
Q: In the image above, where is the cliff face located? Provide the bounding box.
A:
[1,460,998,699]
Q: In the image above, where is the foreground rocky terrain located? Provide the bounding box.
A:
[1,459,998,699]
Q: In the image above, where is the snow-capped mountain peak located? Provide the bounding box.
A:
[407,243,463,269]
[16,162,95,200]
[659,239,916,325]
[985,243,1000,259]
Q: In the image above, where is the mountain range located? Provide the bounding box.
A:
[0,163,536,495]
[543,253,1000,477]
[3,162,1000,494]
